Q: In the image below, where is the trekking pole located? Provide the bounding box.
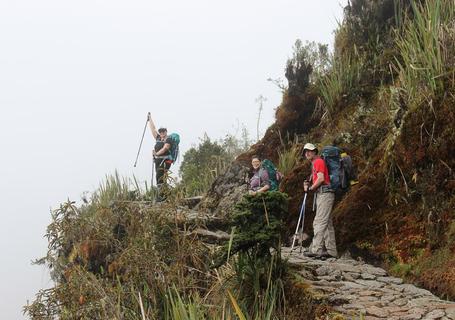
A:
[151,157,155,200]
[290,192,307,252]
[133,116,149,167]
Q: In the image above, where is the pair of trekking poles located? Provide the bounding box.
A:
[290,191,309,253]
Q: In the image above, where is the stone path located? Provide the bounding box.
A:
[282,247,455,320]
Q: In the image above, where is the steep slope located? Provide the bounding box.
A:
[205,0,455,300]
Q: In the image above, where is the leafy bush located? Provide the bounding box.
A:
[180,132,251,197]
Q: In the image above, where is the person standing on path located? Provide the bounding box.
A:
[302,143,338,259]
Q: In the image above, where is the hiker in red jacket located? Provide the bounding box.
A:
[302,143,337,259]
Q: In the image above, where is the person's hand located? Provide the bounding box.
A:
[303,181,310,192]
[249,190,257,196]
[147,112,151,121]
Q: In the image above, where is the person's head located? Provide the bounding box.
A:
[303,143,318,161]
[251,155,262,170]
[158,127,168,140]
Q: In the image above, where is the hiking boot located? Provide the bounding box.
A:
[303,251,318,257]
[315,251,337,260]
[303,249,322,258]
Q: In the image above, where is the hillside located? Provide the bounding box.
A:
[205,0,455,300]
[25,0,455,319]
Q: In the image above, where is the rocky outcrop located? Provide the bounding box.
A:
[198,162,249,219]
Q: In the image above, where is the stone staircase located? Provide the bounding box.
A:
[282,247,455,320]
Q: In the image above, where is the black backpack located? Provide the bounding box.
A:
[321,146,357,194]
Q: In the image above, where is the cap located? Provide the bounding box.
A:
[303,143,317,151]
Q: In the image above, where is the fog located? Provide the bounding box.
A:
[0,1,346,318]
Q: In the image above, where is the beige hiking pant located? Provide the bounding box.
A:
[310,191,337,257]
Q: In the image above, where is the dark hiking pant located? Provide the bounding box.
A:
[155,158,172,186]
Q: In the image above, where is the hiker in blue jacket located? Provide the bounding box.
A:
[248,156,270,195]
[147,112,173,189]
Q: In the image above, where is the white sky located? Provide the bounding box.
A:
[0,1,347,318]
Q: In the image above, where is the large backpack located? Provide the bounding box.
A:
[321,146,356,194]
[261,159,283,191]
[167,133,180,162]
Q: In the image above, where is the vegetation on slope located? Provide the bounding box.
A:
[240,0,455,299]
[25,175,328,319]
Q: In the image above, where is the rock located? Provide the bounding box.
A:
[377,276,404,285]
[297,268,316,280]
[340,281,366,290]
[335,263,362,274]
[361,265,388,276]
[359,290,382,297]
[366,305,389,318]
[401,314,424,320]
[424,309,446,319]
[407,308,427,318]
[385,306,410,314]
[407,298,439,308]
[400,284,434,297]
[381,295,398,303]
[445,306,455,319]
[361,273,377,280]
[200,162,249,217]
[394,298,409,306]
[319,275,340,282]
[315,265,332,276]
[344,272,361,281]
[391,284,406,293]
[355,279,385,289]
[359,296,380,302]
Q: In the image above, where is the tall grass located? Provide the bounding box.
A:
[92,171,135,207]
[318,53,362,114]
[394,0,455,105]
[278,142,302,176]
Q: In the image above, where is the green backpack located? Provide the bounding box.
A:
[261,159,283,191]
[167,133,180,162]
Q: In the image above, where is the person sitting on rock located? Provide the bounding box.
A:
[248,156,270,195]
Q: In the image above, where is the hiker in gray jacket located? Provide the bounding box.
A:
[248,156,270,195]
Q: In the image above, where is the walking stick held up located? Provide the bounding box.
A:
[133,113,150,167]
